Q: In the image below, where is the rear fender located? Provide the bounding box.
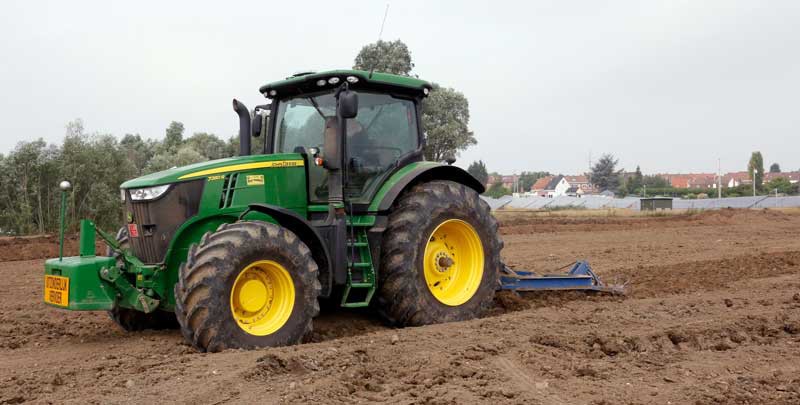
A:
[369,162,485,213]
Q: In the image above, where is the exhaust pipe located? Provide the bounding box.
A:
[232,99,251,156]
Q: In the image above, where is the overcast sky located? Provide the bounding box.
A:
[1,1,798,175]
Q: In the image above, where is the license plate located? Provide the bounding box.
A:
[44,275,69,307]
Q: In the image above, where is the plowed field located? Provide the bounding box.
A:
[2,209,799,404]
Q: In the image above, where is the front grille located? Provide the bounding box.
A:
[124,180,205,264]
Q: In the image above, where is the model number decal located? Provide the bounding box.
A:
[208,175,225,181]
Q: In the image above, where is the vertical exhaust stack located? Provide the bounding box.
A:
[232,99,251,156]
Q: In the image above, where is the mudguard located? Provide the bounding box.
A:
[242,203,332,296]
[369,161,485,213]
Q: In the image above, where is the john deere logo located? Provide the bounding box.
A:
[127,212,134,223]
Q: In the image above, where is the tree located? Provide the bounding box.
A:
[589,154,622,192]
[146,146,206,173]
[120,134,156,175]
[485,182,511,198]
[353,40,414,75]
[621,166,644,195]
[519,171,550,191]
[769,162,781,173]
[467,160,489,186]
[353,40,476,162]
[765,177,794,195]
[422,85,476,161]
[642,175,669,188]
[185,132,228,160]
[748,151,764,189]
[164,121,185,152]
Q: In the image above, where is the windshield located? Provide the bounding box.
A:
[274,91,419,203]
[273,93,336,153]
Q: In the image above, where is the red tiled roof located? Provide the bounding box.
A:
[531,176,553,191]
[564,175,588,184]
[765,172,800,182]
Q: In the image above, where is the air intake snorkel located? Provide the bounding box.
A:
[232,99,251,156]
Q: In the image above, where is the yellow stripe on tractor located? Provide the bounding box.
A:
[178,160,305,180]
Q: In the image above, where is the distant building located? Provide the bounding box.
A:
[659,173,718,189]
[563,175,594,195]
[723,172,751,188]
[486,174,521,191]
[764,172,800,184]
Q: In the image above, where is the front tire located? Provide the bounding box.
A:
[174,221,321,352]
[376,180,502,326]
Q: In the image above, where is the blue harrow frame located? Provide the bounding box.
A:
[499,261,625,295]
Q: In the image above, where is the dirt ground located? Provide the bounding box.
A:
[1,209,799,404]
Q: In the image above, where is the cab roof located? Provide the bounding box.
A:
[258,69,432,99]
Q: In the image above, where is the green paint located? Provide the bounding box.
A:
[367,161,443,212]
[120,153,305,188]
[44,256,117,311]
[79,220,96,257]
[259,69,431,97]
[340,227,376,308]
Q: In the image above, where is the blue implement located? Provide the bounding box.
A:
[499,260,625,295]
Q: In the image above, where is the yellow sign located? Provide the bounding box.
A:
[246,175,265,186]
[44,275,69,307]
[179,160,305,180]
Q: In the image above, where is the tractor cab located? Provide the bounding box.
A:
[257,70,431,209]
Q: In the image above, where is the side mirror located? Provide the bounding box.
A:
[337,90,359,119]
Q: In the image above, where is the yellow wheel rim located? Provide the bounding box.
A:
[230,260,295,336]
[423,219,484,306]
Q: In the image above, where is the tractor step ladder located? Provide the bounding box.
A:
[341,227,376,308]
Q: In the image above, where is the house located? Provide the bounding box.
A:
[537,176,569,198]
[764,172,800,184]
[659,173,717,189]
[563,175,594,195]
[564,186,581,197]
[530,176,552,196]
[690,175,718,189]
[501,175,520,191]
[723,172,752,188]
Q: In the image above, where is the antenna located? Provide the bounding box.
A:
[369,4,390,79]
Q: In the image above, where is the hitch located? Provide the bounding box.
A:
[499,260,625,295]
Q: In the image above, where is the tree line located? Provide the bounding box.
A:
[0,39,478,236]
[0,119,242,235]
[470,151,798,199]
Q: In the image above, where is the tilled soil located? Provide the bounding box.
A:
[1,209,800,404]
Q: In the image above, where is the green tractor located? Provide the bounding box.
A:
[44,70,502,352]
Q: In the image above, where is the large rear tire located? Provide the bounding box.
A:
[376,180,502,326]
[174,221,321,352]
[106,227,178,331]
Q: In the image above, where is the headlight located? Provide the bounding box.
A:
[128,185,170,201]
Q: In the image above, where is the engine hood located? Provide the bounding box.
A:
[120,153,305,189]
